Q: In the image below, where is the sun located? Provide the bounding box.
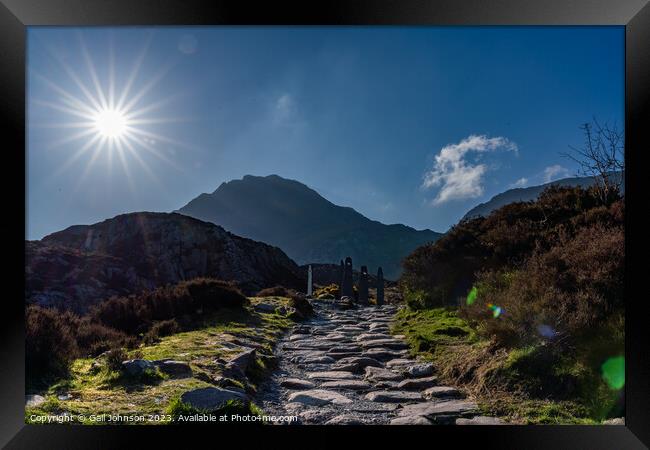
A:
[93,108,128,138]
[30,31,194,193]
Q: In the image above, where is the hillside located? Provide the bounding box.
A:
[177,174,442,280]
[399,185,625,423]
[462,172,624,221]
[27,212,304,312]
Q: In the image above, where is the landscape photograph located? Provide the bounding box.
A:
[25,26,625,425]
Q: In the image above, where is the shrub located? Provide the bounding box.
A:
[461,223,624,348]
[401,186,622,308]
[143,319,180,345]
[288,293,313,318]
[26,306,78,381]
[75,318,133,357]
[256,286,289,297]
[186,278,248,311]
[90,278,248,334]
[105,347,128,372]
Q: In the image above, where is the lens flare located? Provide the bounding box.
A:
[487,303,502,318]
[601,356,625,390]
[537,324,556,339]
[466,286,478,306]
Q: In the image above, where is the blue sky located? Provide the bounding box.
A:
[27,26,624,240]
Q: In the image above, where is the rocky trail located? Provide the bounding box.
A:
[256,300,503,425]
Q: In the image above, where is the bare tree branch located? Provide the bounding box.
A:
[562,118,624,203]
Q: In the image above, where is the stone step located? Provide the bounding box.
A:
[364,390,424,403]
[320,380,372,391]
[307,371,360,380]
[288,389,353,406]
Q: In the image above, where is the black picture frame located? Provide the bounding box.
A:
[1,0,648,448]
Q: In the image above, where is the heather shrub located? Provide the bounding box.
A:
[461,224,624,347]
[186,278,248,311]
[26,306,79,382]
[143,319,180,344]
[256,286,289,297]
[105,347,129,372]
[90,278,247,334]
[288,293,314,317]
[75,318,133,357]
[401,186,622,309]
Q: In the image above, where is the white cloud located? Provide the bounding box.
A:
[422,135,518,205]
[272,93,296,125]
[509,177,529,188]
[542,164,570,183]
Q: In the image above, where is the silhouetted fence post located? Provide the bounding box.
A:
[341,256,353,298]
[376,267,384,306]
[358,265,369,304]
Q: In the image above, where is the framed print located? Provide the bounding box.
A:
[1,0,648,448]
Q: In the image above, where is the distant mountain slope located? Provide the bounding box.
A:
[177,174,442,279]
[27,212,304,312]
[462,172,625,221]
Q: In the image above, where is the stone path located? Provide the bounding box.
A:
[257,300,499,425]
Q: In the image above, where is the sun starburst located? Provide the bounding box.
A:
[29,31,192,193]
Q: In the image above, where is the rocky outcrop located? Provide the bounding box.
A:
[26,212,305,312]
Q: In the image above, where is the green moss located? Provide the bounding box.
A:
[392,307,477,351]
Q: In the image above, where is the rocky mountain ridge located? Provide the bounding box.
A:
[27,212,304,312]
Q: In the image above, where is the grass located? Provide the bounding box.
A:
[26,296,297,425]
[391,306,622,424]
[166,397,264,423]
[392,307,478,353]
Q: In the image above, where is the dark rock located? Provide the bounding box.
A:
[397,376,438,390]
[423,386,463,399]
[307,371,359,380]
[280,378,316,390]
[254,303,277,313]
[229,348,256,372]
[152,360,192,378]
[320,380,372,390]
[456,416,505,425]
[327,345,362,354]
[364,390,423,403]
[396,400,478,422]
[180,387,247,412]
[364,366,405,382]
[331,356,383,373]
[121,359,155,377]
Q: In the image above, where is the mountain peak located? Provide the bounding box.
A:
[178,175,442,279]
